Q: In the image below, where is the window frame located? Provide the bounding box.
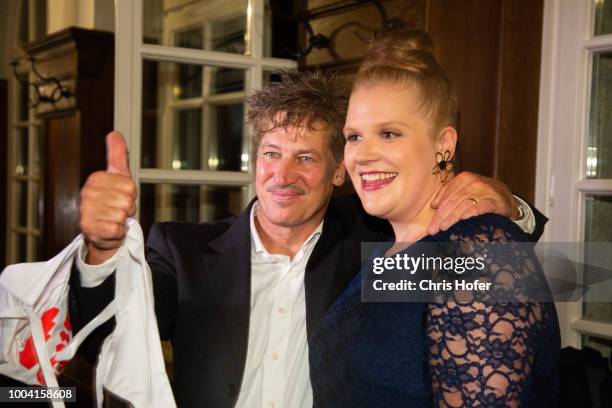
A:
[537,0,612,347]
[115,0,297,223]
[5,0,44,264]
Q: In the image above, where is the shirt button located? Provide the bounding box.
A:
[271,352,279,360]
[278,307,286,314]
[226,383,239,397]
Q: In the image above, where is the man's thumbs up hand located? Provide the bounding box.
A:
[106,131,131,177]
[80,131,137,264]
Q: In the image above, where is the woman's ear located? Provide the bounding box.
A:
[437,127,458,159]
[332,162,346,187]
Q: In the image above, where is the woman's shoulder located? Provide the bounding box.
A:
[434,213,529,243]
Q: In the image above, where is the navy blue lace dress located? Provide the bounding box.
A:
[309,214,560,407]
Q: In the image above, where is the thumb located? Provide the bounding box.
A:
[106,131,131,177]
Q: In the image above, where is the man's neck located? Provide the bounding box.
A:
[254,212,324,258]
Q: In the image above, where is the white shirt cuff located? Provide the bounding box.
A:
[512,195,536,235]
[75,242,118,288]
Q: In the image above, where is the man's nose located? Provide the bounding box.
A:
[273,158,299,185]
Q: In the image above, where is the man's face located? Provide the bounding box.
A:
[255,123,345,230]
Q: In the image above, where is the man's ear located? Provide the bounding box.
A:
[437,127,458,158]
[332,162,346,187]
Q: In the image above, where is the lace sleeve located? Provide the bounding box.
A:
[426,216,548,407]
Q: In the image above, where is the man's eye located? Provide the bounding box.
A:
[263,151,280,158]
[298,155,314,162]
[382,131,400,139]
[345,134,361,143]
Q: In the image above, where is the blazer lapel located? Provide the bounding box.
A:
[203,202,254,379]
[304,203,349,339]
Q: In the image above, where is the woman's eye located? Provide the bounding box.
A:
[345,134,361,143]
[382,131,400,139]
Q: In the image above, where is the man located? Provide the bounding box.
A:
[72,71,544,407]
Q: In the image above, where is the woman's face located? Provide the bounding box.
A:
[343,81,451,223]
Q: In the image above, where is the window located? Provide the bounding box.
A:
[537,0,612,351]
[6,0,47,263]
[115,0,296,236]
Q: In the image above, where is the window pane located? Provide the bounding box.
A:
[31,181,39,229]
[263,70,283,85]
[15,181,28,228]
[141,60,247,172]
[263,0,298,59]
[595,0,612,36]
[19,79,29,121]
[139,183,246,237]
[173,108,202,170]
[143,0,247,55]
[19,0,29,44]
[15,233,27,263]
[176,63,202,100]
[209,103,245,171]
[584,195,612,323]
[587,52,612,178]
[29,235,39,262]
[142,59,159,168]
[32,129,40,176]
[211,68,244,94]
[15,127,28,175]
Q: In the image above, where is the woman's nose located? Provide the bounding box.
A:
[354,136,381,164]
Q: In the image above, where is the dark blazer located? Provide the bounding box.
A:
[69,194,547,407]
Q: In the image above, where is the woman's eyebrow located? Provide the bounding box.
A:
[377,121,410,129]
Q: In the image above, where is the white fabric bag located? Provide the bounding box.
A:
[0,219,176,408]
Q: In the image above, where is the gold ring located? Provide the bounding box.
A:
[467,198,478,205]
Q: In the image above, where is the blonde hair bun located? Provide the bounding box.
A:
[359,29,443,77]
[356,29,457,130]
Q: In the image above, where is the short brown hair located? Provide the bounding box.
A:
[246,70,348,166]
[355,29,458,131]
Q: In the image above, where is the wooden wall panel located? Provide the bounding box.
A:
[427,0,502,178]
[495,0,544,202]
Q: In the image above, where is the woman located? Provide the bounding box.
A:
[309,30,560,407]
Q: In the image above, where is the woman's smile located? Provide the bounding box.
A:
[359,171,398,190]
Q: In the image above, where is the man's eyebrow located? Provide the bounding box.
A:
[260,143,280,149]
[295,149,319,155]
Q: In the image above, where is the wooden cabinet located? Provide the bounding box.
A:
[23,28,114,259]
[0,79,7,268]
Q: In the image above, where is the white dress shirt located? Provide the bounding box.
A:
[234,201,321,408]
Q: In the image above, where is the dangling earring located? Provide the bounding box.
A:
[432,150,453,182]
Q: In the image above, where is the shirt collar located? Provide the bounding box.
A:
[249,201,324,256]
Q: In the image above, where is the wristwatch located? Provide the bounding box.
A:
[514,200,526,221]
